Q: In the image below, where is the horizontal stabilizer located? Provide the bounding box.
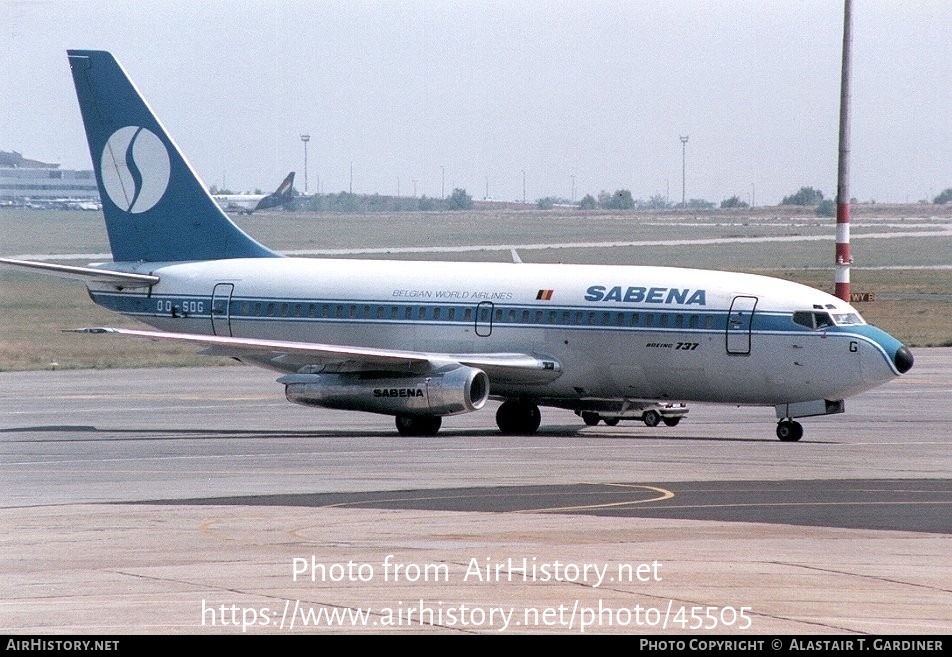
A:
[0,258,158,288]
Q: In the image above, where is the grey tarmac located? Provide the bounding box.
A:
[0,349,949,634]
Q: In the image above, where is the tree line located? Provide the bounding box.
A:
[226,183,952,213]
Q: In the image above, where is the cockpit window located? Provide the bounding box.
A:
[793,311,815,328]
[831,312,864,326]
[793,310,865,329]
[793,311,834,329]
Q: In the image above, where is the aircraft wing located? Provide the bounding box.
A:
[67,327,562,385]
[0,258,159,288]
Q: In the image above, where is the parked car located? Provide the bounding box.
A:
[577,402,688,427]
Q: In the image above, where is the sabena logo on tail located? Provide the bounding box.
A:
[101,126,170,213]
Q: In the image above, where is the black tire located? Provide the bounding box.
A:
[662,416,681,427]
[603,417,620,426]
[642,410,661,427]
[496,400,542,435]
[776,420,803,442]
[395,415,442,437]
[581,411,601,426]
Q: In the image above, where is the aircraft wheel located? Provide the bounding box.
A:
[395,415,442,437]
[496,400,542,435]
[581,411,601,426]
[603,417,620,426]
[776,419,803,442]
[662,417,681,427]
[642,410,661,427]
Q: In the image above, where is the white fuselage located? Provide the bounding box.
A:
[88,257,904,409]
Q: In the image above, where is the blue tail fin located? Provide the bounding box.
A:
[68,50,278,262]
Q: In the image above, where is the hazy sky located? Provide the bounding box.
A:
[3,0,950,205]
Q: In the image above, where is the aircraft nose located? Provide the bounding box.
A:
[894,345,914,374]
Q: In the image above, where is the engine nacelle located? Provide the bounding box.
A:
[279,366,489,417]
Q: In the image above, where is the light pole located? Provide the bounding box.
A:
[300,134,310,194]
[571,174,576,203]
[680,135,689,207]
[521,169,526,204]
[834,0,854,302]
[441,166,445,200]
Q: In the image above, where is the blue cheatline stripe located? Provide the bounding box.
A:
[91,291,870,339]
[96,287,906,373]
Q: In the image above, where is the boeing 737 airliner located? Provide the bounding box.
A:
[0,50,914,441]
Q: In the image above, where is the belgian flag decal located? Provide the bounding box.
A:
[536,289,554,300]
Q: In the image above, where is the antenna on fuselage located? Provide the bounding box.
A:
[834,0,853,301]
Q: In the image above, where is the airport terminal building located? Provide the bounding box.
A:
[0,150,100,208]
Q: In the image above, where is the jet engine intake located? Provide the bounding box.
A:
[279,366,489,416]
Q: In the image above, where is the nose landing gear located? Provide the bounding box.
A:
[776,419,803,442]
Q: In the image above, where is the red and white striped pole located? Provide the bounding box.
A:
[835,0,853,302]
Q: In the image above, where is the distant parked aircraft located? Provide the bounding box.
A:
[213,172,295,214]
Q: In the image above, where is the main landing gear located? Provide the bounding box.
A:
[776,419,803,442]
[395,400,544,437]
[495,399,542,435]
[395,415,442,437]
